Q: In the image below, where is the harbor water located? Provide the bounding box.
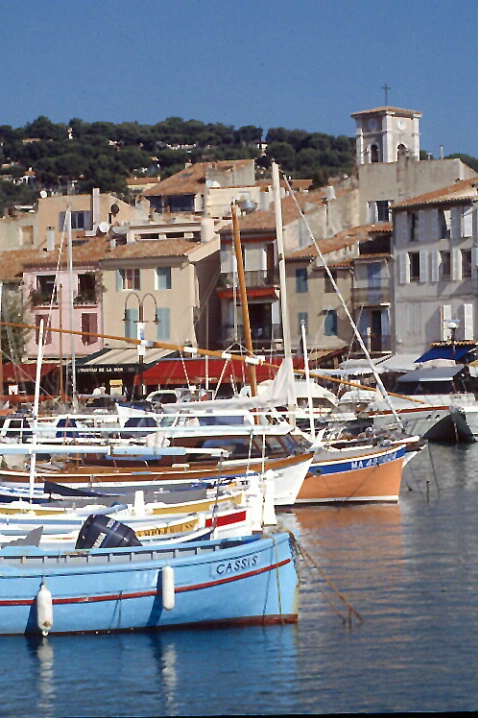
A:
[2,441,478,716]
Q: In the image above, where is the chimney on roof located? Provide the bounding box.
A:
[46,227,55,251]
[92,187,100,231]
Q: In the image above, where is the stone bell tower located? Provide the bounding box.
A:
[351,105,422,166]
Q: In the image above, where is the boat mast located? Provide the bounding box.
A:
[301,319,315,441]
[231,203,257,396]
[283,173,403,429]
[66,204,78,409]
[272,161,296,424]
[29,318,43,501]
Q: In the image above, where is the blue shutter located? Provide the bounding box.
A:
[124,307,138,339]
[324,310,337,336]
[295,268,308,293]
[59,212,66,232]
[116,270,123,292]
[156,307,171,340]
[157,267,172,289]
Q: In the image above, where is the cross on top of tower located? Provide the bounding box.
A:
[382,83,391,105]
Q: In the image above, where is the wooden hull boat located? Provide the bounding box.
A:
[0,451,314,507]
[296,443,407,504]
[0,530,299,635]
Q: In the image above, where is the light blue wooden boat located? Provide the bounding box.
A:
[0,530,299,635]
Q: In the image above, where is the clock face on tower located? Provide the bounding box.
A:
[397,119,406,130]
[368,118,378,131]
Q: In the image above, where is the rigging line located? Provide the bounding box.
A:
[297,540,363,624]
[0,319,424,405]
[282,170,404,431]
[297,545,349,624]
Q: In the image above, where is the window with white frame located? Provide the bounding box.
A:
[118,268,140,290]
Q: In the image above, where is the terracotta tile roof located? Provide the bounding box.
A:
[21,237,110,269]
[220,189,329,234]
[144,160,254,197]
[0,248,41,281]
[392,177,478,209]
[0,233,213,279]
[350,106,422,118]
[286,223,391,259]
[103,238,203,260]
[0,237,110,278]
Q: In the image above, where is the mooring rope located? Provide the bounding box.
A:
[288,531,363,627]
[270,534,284,625]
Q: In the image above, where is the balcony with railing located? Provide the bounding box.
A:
[220,323,282,350]
[218,268,279,288]
[353,283,390,306]
[73,289,98,305]
[350,333,392,356]
[29,289,58,306]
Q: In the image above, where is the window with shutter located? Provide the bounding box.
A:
[452,248,463,280]
[440,304,452,340]
[463,207,473,237]
[398,253,409,284]
[409,212,419,241]
[156,307,171,340]
[419,250,428,283]
[409,252,420,281]
[440,251,451,280]
[462,304,473,340]
[394,212,408,246]
[461,249,472,279]
[156,267,172,290]
[431,251,440,282]
[124,308,138,339]
[295,268,308,293]
[324,310,337,336]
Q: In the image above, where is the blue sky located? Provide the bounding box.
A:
[1,0,477,158]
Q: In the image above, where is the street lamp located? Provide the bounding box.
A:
[448,320,458,361]
[124,292,158,400]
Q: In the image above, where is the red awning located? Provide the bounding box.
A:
[2,363,58,383]
[136,357,305,386]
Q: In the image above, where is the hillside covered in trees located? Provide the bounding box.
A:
[0,116,357,214]
[0,115,476,216]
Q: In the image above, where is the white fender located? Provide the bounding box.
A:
[162,565,175,610]
[37,581,53,636]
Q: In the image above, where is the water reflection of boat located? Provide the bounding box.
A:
[288,503,403,588]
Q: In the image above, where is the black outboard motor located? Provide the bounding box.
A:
[75,514,142,549]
